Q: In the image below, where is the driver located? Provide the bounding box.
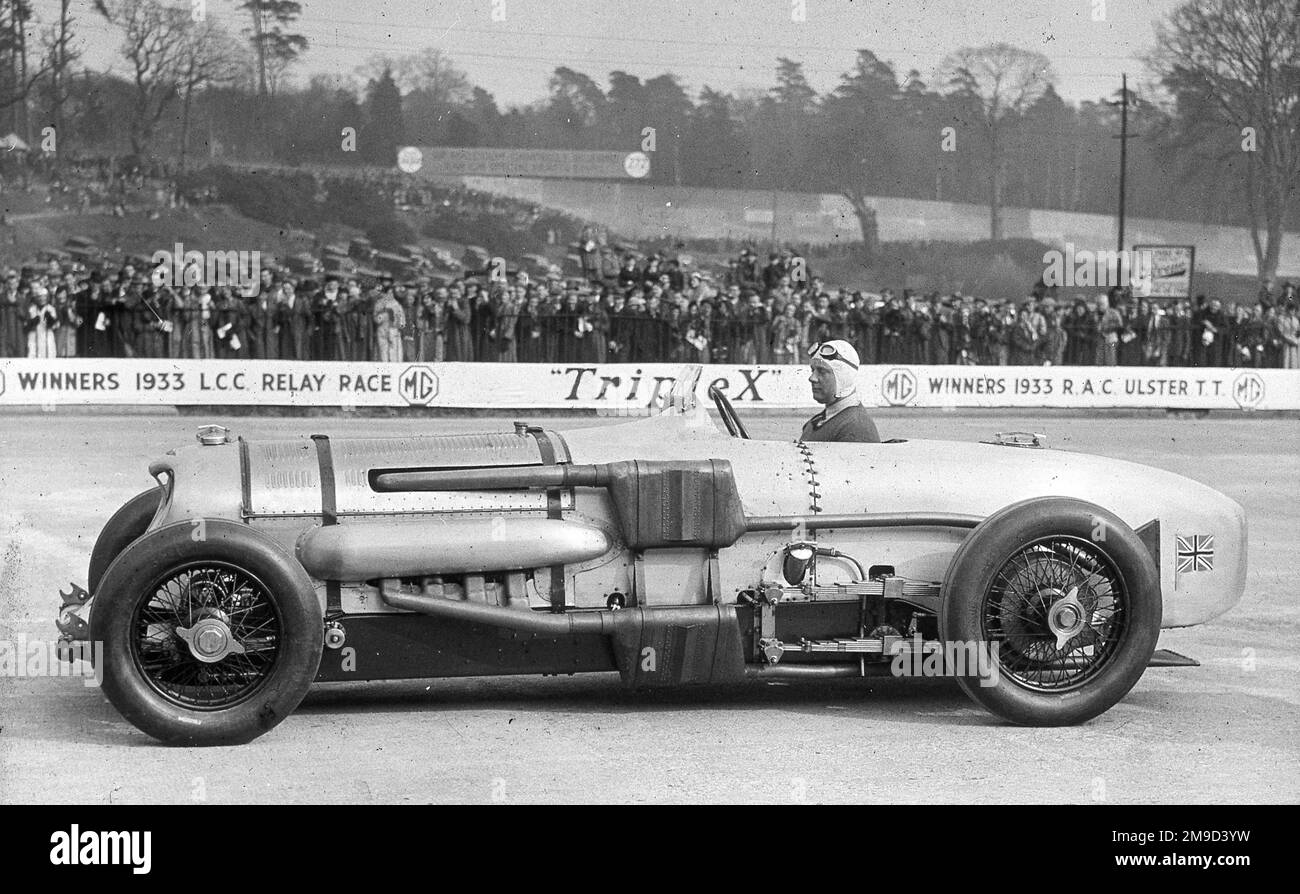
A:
[801,340,880,443]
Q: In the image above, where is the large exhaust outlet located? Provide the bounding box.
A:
[378,593,749,686]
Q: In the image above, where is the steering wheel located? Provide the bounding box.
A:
[708,384,750,439]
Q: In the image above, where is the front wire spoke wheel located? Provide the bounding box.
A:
[131,561,282,710]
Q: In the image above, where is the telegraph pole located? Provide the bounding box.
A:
[1117,73,1128,253]
[1110,73,1139,255]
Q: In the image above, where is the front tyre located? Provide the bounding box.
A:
[90,519,323,745]
[940,497,1160,726]
[88,486,163,594]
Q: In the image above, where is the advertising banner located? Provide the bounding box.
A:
[0,360,1294,411]
[1131,245,1195,298]
[399,146,650,180]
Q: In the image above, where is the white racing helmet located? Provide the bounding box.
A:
[810,339,860,399]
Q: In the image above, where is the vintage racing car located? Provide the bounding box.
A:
[56,369,1247,744]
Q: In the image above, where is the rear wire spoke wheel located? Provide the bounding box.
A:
[985,537,1126,692]
[940,498,1161,726]
[91,520,323,745]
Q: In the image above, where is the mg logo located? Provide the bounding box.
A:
[398,365,439,406]
[1232,371,1265,410]
[881,368,917,406]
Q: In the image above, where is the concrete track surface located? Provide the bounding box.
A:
[1,409,1296,804]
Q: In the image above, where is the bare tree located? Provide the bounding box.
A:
[93,0,190,158]
[1,0,51,138]
[363,48,470,104]
[41,0,80,158]
[941,43,1055,240]
[175,16,241,167]
[1152,0,1299,286]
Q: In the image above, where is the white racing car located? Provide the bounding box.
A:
[57,367,1246,744]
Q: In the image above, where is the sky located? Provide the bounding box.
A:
[31,0,1184,107]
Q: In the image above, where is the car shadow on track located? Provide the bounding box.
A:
[296,673,1000,727]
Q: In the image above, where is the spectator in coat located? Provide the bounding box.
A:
[1009,300,1040,365]
[993,301,1016,365]
[928,297,953,365]
[1064,298,1094,365]
[468,281,494,362]
[587,292,610,363]
[342,281,370,361]
[1192,297,1222,367]
[496,286,520,362]
[1116,300,1143,367]
[880,295,909,363]
[1142,303,1171,366]
[52,285,82,357]
[0,270,25,357]
[1096,293,1124,366]
[517,294,544,362]
[1042,302,1067,366]
[214,287,249,359]
[770,302,802,364]
[1277,302,1300,369]
[392,281,418,362]
[745,294,773,364]
[182,286,215,359]
[907,299,931,364]
[418,287,446,362]
[684,301,712,363]
[1241,304,1268,368]
[443,283,474,362]
[951,298,976,365]
[314,277,347,362]
[616,255,640,290]
[372,283,406,362]
[248,286,278,360]
[275,281,312,361]
[81,278,110,358]
[25,283,59,358]
[126,280,161,358]
[602,294,628,363]
[1167,301,1192,367]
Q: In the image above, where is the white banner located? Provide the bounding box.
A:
[0,360,1296,411]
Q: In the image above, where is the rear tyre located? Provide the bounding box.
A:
[90,519,323,745]
[88,486,163,594]
[940,497,1160,726]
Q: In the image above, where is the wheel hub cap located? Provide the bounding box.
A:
[176,617,246,664]
[1046,586,1086,650]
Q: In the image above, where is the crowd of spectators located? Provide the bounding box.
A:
[3,248,1298,370]
[0,153,200,219]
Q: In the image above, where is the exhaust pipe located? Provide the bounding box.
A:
[380,588,614,635]
[743,664,863,679]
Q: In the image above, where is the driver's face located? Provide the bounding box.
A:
[808,362,836,404]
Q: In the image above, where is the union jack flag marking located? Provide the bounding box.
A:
[1176,534,1214,573]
